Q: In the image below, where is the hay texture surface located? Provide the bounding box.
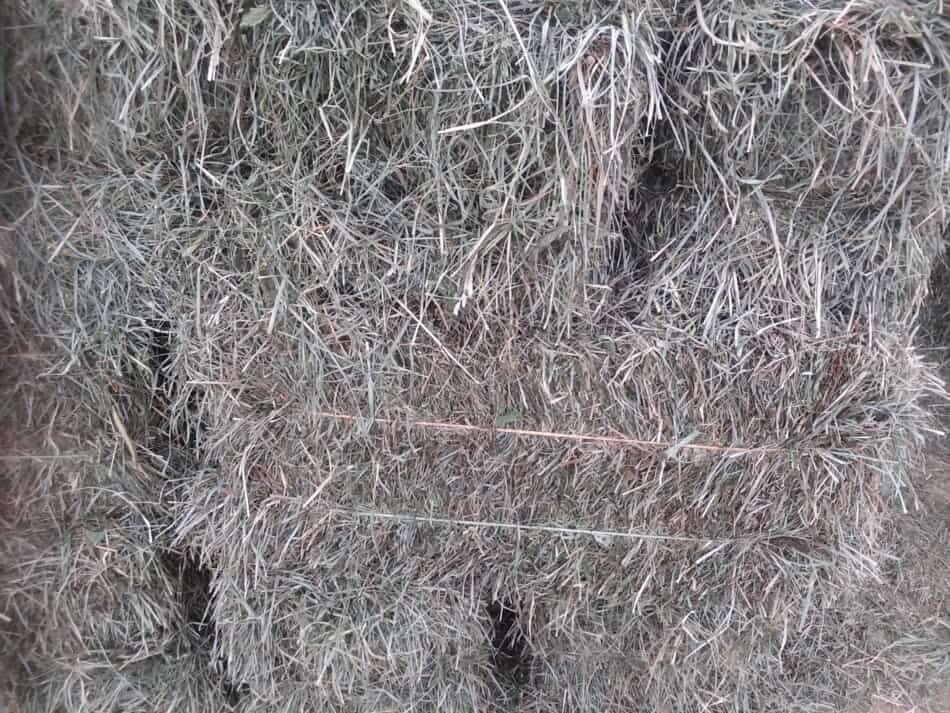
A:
[2,1,949,712]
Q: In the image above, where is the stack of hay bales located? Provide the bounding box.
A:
[2,1,947,712]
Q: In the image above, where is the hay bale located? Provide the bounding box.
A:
[19,657,229,713]
[205,563,494,710]
[663,1,950,206]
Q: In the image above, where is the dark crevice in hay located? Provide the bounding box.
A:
[608,20,688,286]
[613,174,677,283]
[921,241,950,354]
[162,549,246,706]
[147,319,174,399]
[639,153,680,198]
[145,319,206,456]
[920,237,950,458]
[611,215,653,285]
[611,129,682,286]
[162,550,215,648]
[486,599,532,699]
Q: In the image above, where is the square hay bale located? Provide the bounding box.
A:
[662,0,950,207]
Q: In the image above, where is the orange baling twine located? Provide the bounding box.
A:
[311,411,815,544]
[312,410,789,456]
[6,411,812,544]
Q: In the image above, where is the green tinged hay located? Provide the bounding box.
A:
[2,0,948,712]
